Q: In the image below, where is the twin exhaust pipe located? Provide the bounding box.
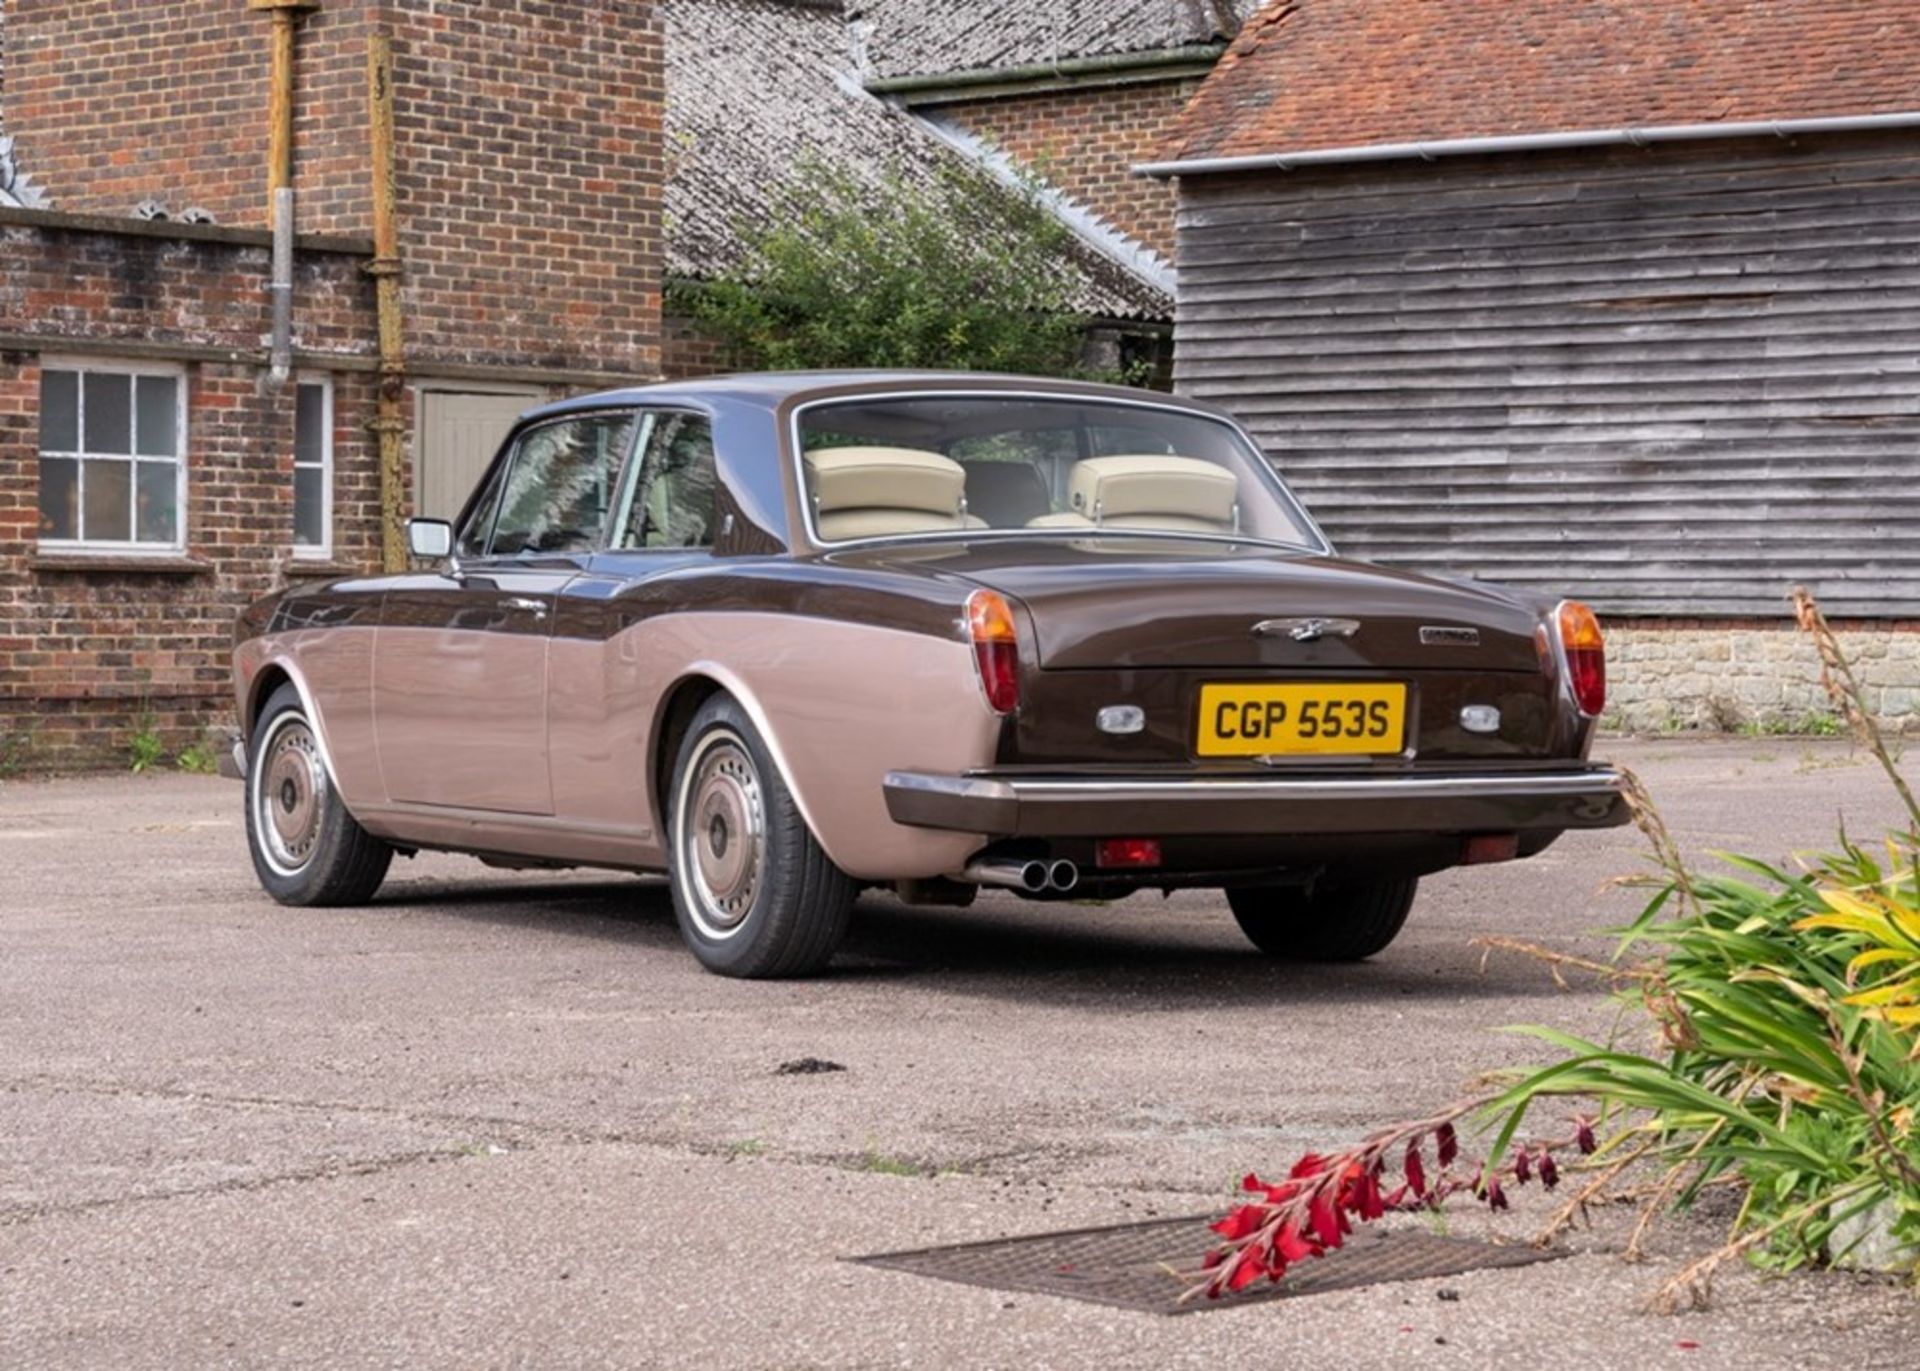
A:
[961,857,1079,894]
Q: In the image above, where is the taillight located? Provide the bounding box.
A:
[967,589,1020,715]
[1556,600,1606,717]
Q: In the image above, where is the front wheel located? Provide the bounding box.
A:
[1224,877,1419,962]
[667,694,855,978]
[245,684,392,905]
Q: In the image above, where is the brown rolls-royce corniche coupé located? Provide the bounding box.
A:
[231,372,1628,977]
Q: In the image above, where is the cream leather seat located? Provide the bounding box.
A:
[804,445,983,541]
[1026,455,1238,533]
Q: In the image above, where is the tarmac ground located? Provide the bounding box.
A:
[2,737,1915,1368]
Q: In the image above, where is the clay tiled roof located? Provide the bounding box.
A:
[667,0,1170,319]
[1162,0,1920,166]
[856,0,1247,82]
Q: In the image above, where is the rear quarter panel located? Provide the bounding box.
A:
[549,564,1000,880]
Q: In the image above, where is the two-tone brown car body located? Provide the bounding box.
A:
[232,372,1627,976]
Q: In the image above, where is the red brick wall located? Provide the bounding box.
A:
[3,0,379,235]
[930,77,1205,262]
[0,220,381,770]
[384,0,664,373]
[0,1,666,769]
[659,311,727,379]
[4,0,665,376]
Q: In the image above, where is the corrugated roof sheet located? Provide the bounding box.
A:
[854,0,1245,82]
[1165,0,1920,166]
[667,0,1170,320]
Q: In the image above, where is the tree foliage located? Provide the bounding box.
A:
[672,159,1092,376]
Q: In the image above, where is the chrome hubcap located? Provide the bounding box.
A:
[253,715,327,876]
[677,731,766,940]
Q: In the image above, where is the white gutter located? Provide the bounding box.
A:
[1134,111,1920,178]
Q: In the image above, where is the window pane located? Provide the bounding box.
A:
[40,370,79,452]
[135,375,178,457]
[136,460,179,545]
[83,372,132,455]
[620,415,717,550]
[82,458,131,541]
[487,413,636,556]
[295,383,326,466]
[39,455,79,540]
[294,466,324,547]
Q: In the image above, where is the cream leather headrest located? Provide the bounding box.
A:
[804,446,965,518]
[1066,455,1237,526]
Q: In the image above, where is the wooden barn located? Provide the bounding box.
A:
[1142,0,1920,730]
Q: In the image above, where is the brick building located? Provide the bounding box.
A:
[0,0,663,769]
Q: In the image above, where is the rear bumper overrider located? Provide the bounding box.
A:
[882,767,1630,838]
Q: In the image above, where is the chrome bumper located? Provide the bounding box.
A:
[882,767,1630,838]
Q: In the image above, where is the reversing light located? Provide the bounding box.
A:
[1095,837,1162,869]
[1556,600,1606,717]
[966,589,1021,715]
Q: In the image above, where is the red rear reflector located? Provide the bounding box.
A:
[1095,837,1162,869]
[1463,833,1520,865]
[966,589,1021,715]
[1556,600,1607,718]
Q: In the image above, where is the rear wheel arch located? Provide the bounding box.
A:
[652,674,726,834]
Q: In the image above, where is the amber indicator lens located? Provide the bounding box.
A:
[1095,837,1162,869]
[966,589,1021,715]
[1556,600,1606,717]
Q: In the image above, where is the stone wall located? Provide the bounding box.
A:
[1606,620,1920,734]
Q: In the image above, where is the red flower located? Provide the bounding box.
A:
[1210,1204,1266,1241]
[1404,1142,1427,1197]
[1575,1116,1597,1154]
[1308,1192,1344,1248]
[1227,1248,1266,1292]
[1512,1146,1532,1184]
[1242,1172,1267,1193]
[1290,1153,1329,1179]
[1538,1149,1560,1189]
[1436,1122,1459,1167]
[1483,1174,1510,1211]
[1276,1220,1319,1264]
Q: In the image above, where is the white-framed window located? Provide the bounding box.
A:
[37,359,187,552]
[293,375,333,558]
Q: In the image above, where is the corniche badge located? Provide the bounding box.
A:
[1253,617,1361,643]
[1420,626,1481,646]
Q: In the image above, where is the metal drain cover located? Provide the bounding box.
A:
[855,1215,1563,1315]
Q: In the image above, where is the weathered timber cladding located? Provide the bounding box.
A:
[1172,132,1920,617]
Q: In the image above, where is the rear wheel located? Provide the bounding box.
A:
[245,684,392,906]
[667,694,855,978]
[1224,877,1418,962]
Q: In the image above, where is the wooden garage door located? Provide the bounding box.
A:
[414,389,541,521]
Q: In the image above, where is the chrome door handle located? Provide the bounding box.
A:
[502,596,549,618]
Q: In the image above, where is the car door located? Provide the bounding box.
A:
[547,410,723,832]
[374,409,641,814]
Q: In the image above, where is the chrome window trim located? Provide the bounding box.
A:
[785,388,1335,558]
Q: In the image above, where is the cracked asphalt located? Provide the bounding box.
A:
[2,738,1916,1368]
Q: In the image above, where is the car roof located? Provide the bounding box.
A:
[523,371,1236,424]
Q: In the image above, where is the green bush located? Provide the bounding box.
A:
[671,159,1093,377]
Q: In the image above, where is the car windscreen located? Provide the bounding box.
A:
[795,395,1319,549]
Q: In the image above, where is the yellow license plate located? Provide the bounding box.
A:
[1196,683,1407,757]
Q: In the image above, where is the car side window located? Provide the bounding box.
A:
[615,413,718,550]
[481,412,638,557]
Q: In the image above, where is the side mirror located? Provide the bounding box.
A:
[407,518,454,560]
